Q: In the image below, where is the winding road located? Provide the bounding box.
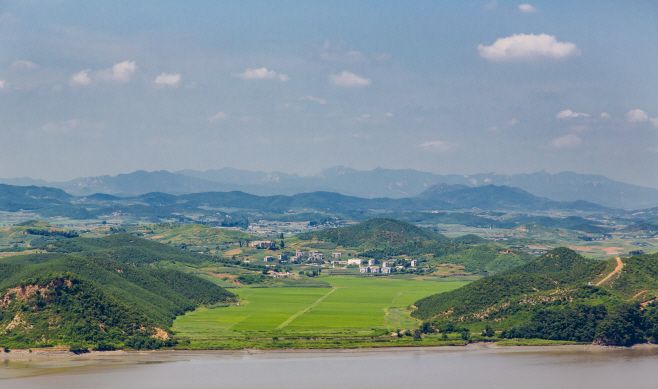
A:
[596,257,624,286]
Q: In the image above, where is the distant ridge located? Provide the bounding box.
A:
[1,167,657,209]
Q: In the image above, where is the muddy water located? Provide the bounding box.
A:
[3,344,658,389]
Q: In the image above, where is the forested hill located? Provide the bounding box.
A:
[0,236,235,350]
[298,218,449,248]
[411,249,658,346]
[297,218,531,273]
[40,233,209,266]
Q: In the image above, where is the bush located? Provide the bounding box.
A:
[69,344,89,354]
[93,342,117,351]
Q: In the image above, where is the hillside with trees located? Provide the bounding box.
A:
[411,249,658,346]
[0,235,235,350]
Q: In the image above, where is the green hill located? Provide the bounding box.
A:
[411,248,658,346]
[298,218,531,273]
[40,233,210,266]
[298,218,448,249]
[0,273,167,350]
[0,235,236,349]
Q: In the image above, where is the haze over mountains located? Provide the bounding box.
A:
[1,167,657,210]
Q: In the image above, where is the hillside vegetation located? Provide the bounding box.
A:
[411,249,658,346]
[298,218,531,273]
[0,235,235,349]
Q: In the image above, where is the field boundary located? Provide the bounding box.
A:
[276,287,338,330]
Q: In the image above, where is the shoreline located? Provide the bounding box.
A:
[3,341,658,360]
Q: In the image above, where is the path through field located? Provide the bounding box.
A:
[596,257,624,286]
[276,287,338,330]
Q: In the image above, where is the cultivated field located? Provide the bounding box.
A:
[172,276,468,339]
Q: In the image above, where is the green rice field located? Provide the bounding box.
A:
[173,276,468,339]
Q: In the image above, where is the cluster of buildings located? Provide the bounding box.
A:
[288,250,324,263]
[261,248,421,275]
[344,258,419,274]
[251,240,276,249]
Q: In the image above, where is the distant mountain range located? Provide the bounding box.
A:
[2,167,657,209]
[0,181,614,222]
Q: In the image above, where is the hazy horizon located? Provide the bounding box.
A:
[1,1,657,186]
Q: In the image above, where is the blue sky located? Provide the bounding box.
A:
[1,0,657,187]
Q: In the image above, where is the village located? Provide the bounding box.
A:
[249,240,421,278]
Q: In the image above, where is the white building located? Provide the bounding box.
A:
[290,256,300,263]
[359,267,370,274]
[370,266,381,273]
[368,259,376,266]
[251,241,275,249]
[382,267,392,274]
[296,250,306,257]
[382,261,390,268]
[278,254,288,261]
[348,258,363,266]
[264,256,275,262]
[332,252,342,258]
[410,260,418,267]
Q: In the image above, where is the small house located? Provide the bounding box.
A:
[359,267,370,274]
[332,252,342,258]
[368,259,376,266]
[370,266,381,273]
[382,267,392,274]
[410,260,418,267]
[278,254,288,261]
[348,258,363,266]
[264,256,275,262]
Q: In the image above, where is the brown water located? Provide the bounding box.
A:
[3,344,658,389]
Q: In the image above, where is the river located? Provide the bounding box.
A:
[3,344,658,388]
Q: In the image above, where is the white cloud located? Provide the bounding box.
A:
[71,61,136,86]
[478,33,579,61]
[556,109,590,119]
[155,72,181,86]
[484,1,498,10]
[419,140,455,152]
[233,68,289,81]
[625,109,649,123]
[386,112,394,117]
[650,118,658,128]
[518,4,538,13]
[70,70,92,86]
[95,61,137,83]
[11,60,38,70]
[329,71,371,87]
[208,112,228,122]
[551,134,582,149]
[0,80,5,89]
[300,96,327,104]
[507,118,519,126]
[109,61,136,82]
[600,112,611,118]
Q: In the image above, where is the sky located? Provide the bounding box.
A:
[1,0,657,187]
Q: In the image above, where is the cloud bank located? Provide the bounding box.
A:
[329,71,371,87]
[478,33,579,61]
[233,68,289,81]
[155,72,181,86]
[556,109,590,119]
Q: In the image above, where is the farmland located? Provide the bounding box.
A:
[172,276,468,341]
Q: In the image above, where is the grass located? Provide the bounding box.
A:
[172,276,468,341]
